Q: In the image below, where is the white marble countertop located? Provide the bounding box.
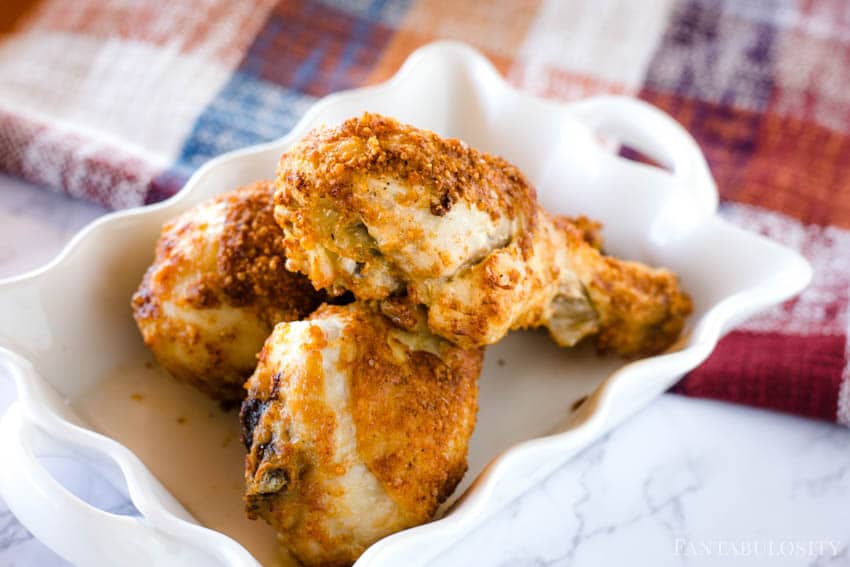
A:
[1,173,848,566]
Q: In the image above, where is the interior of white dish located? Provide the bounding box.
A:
[0,42,810,567]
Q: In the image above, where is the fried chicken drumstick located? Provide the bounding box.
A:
[132,182,323,401]
[274,114,691,355]
[241,303,480,566]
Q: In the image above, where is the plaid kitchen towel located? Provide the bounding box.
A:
[0,0,848,423]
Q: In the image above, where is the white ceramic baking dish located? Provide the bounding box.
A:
[0,41,810,566]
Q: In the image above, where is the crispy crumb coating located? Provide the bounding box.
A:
[275,113,535,297]
[241,303,481,566]
[554,218,693,356]
[274,113,691,355]
[566,215,604,250]
[132,181,324,401]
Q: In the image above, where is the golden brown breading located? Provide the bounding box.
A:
[274,113,690,356]
[241,303,480,567]
[132,181,324,402]
[275,112,536,299]
[565,215,604,250]
[554,217,692,356]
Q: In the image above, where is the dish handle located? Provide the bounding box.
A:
[0,403,223,566]
[568,95,719,220]
[0,348,258,567]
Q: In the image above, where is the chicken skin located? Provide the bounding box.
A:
[132,182,323,402]
[274,113,691,355]
[241,303,480,566]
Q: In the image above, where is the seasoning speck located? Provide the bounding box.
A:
[570,395,588,412]
[497,358,506,367]
[177,416,187,425]
[130,393,144,402]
